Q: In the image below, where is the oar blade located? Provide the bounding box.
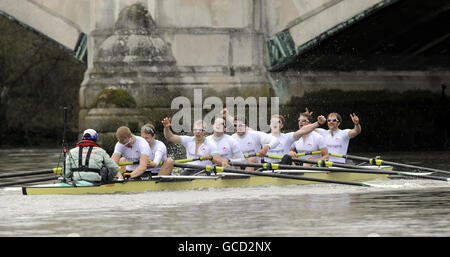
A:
[334,153,450,175]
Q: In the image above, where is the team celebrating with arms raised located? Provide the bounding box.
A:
[65,107,361,182]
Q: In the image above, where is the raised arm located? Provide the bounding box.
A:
[293,115,326,140]
[348,113,362,139]
[162,117,182,144]
[221,108,235,127]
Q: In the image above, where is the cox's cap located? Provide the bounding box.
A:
[82,129,98,140]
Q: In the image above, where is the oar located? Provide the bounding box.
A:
[292,151,449,174]
[229,162,450,182]
[118,156,213,166]
[0,176,58,187]
[256,153,450,179]
[247,153,380,171]
[0,168,62,179]
[175,156,213,163]
[245,152,323,158]
[329,153,450,175]
[173,162,382,187]
[119,160,163,166]
[245,152,322,159]
[296,151,323,156]
[291,155,393,170]
[251,153,375,170]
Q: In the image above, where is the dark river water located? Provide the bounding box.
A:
[0,148,449,237]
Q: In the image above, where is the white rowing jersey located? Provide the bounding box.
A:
[316,128,351,163]
[291,131,327,160]
[113,135,152,171]
[180,135,219,165]
[265,132,297,163]
[207,134,246,163]
[146,139,168,174]
[232,130,280,162]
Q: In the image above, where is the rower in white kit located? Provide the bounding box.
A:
[265,114,327,164]
[289,111,329,166]
[162,118,223,175]
[315,112,361,163]
[207,117,246,168]
[231,115,280,170]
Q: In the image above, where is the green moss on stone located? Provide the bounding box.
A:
[92,89,137,108]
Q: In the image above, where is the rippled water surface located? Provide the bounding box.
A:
[1,149,449,237]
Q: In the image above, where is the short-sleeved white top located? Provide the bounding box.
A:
[147,139,168,174]
[206,134,245,162]
[265,132,296,163]
[113,135,152,171]
[291,131,327,160]
[316,128,351,163]
[180,135,219,165]
[232,130,279,162]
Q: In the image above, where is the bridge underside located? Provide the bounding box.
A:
[280,0,450,71]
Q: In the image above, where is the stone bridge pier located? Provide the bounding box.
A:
[2,0,449,146]
[80,0,270,133]
[81,0,405,132]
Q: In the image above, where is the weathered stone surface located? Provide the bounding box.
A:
[96,4,175,66]
[80,2,271,134]
[84,107,146,132]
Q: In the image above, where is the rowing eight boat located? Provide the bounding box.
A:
[21,165,392,195]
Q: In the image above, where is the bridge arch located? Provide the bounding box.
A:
[0,0,89,63]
